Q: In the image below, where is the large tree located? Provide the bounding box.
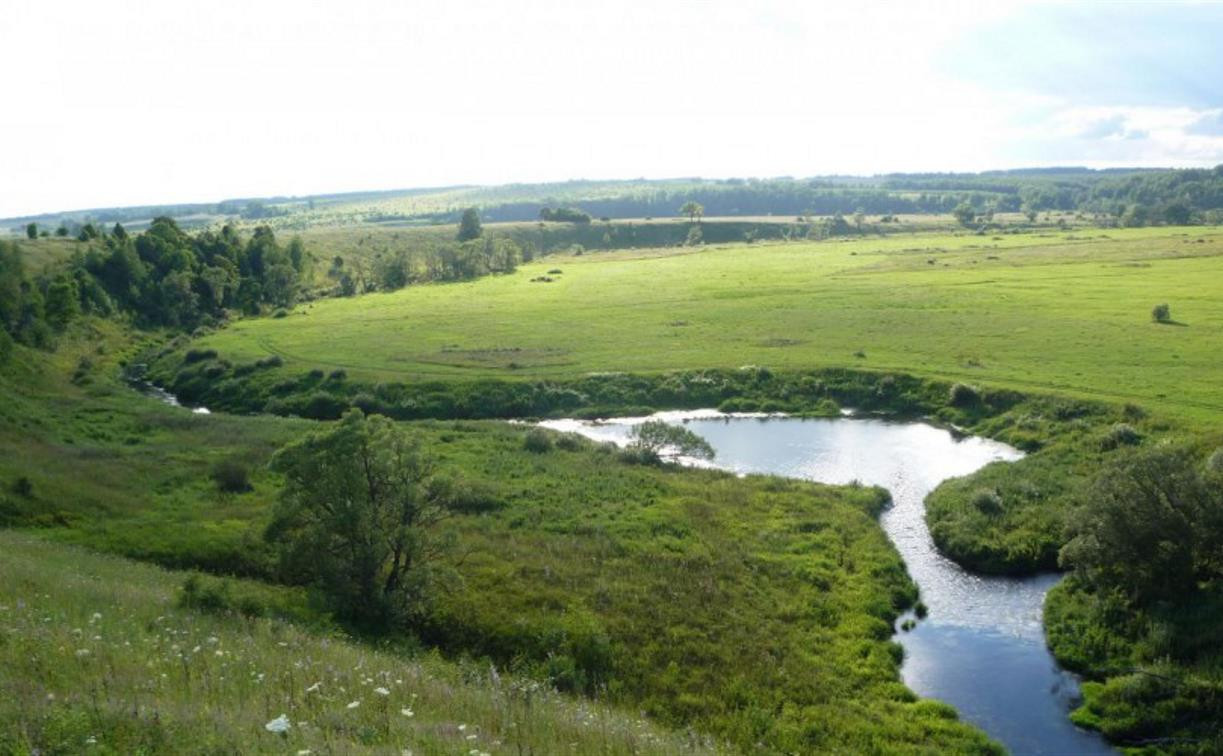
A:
[266,410,456,628]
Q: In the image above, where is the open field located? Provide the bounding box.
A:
[196,225,1223,427]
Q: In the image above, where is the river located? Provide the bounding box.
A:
[540,410,1113,755]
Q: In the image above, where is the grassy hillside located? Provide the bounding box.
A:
[196,226,1223,427]
[0,329,1001,753]
[0,531,711,755]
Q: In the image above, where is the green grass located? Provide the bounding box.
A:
[0,531,712,755]
[196,226,1223,427]
[0,328,1001,753]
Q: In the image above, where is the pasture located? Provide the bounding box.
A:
[199,225,1223,427]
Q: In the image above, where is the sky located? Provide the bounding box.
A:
[2,0,1223,218]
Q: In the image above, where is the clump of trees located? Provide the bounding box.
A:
[0,220,309,355]
[539,207,592,224]
[265,409,458,629]
[1060,444,1223,606]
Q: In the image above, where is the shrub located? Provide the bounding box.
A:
[555,433,584,451]
[183,348,218,364]
[256,355,284,369]
[328,369,347,382]
[211,458,253,493]
[1206,448,1223,473]
[1151,303,1171,323]
[273,308,289,319]
[1100,423,1142,451]
[971,488,1004,515]
[523,428,554,453]
[948,382,981,407]
[12,476,33,498]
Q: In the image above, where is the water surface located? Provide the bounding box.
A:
[541,411,1112,755]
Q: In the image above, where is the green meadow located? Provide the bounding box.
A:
[198,226,1223,427]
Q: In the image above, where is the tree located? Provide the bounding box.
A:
[457,207,483,241]
[679,201,704,223]
[266,410,456,629]
[952,202,977,228]
[1060,444,1223,605]
[1152,303,1172,323]
[629,420,715,462]
[43,274,80,330]
[25,223,37,240]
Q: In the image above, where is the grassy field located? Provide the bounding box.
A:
[0,531,713,755]
[195,225,1223,427]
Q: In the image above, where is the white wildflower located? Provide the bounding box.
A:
[458,724,467,731]
[374,686,390,696]
[264,714,291,734]
[346,700,360,709]
[89,612,102,623]
[400,708,414,717]
[305,681,322,693]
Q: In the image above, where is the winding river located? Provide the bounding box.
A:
[541,411,1113,755]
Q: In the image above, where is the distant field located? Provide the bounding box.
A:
[197,225,1223,426]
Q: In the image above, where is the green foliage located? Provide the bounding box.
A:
[522,427,553,453]
[457,207,483,241]
[267,410,455,630]
[1045,578,1223,752]
[1151,302,1171,322]
[628,420,715,462]
[1060,444,1223,606]
[953,201,977,227]
[679,201,704,222]
[539,207,592,223]
[210,458,252,493]
[26,223,38,240]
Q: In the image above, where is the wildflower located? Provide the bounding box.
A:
[458,724,467,731]
[297,751,311,755]
[305,681,322,693]
[89,612,102,623]
[346,700,360,709]
[374,686,390,696]
[466,734,478,740]
[264,714,291,734]
[400,708,414,717]
[75,649,90,657]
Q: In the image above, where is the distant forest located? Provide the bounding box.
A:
[8,166,1223,233]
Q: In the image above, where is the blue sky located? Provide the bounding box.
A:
[2,0,1222,217]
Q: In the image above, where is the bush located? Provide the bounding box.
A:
[948,382,981,408]
[211,458,253,493]
[273,308,289,319]
[971,488,1004,515]
[256,355,284,369]
[328,369,347,381]
[1100,423,1142,451]
[183,348,218,364]
[523,428,554,453]
[1151,303,1171,323]
[11,476,33,498]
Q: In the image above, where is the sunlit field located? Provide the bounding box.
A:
[197,225,1223,427]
